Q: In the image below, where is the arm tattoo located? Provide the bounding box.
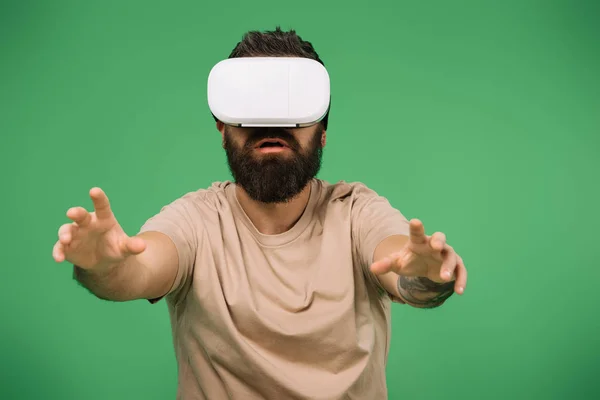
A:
[397,276,455,308]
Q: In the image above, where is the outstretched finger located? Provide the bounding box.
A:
[409,219,427,244]
[67,207,91,227]
[90,187,113,220]
[53,241,65,262]
[58,223,78,245]
[430,232,447,253]
[438,248,457,282]
[454,256,467,295]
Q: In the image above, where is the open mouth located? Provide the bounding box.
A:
[255,138,289,149]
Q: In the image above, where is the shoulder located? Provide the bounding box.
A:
[153,181,234,215]
[316,179,385,205]
[315,179,404,225]
[183,181,233,205]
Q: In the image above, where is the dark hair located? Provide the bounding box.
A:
[213,27,330,130]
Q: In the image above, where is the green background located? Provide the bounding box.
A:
[1,0,599,399]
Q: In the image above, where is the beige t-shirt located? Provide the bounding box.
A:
[140,178,410,400]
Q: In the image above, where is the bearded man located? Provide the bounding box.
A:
[53,27,468,399]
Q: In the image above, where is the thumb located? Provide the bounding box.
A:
[370,255,398,275]
[121,236,147,256]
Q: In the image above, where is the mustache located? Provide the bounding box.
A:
[245,128,299,149]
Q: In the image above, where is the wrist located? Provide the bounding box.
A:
[73,259,124,281]
[397,275,455,309]
[418,275,455,286]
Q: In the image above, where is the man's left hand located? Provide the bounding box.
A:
[370,219,467,295]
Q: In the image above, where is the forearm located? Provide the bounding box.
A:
[397,276,455,309]
[73,232,179,302]
[73,256,151,302]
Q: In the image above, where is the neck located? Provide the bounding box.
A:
[235,181,313,235]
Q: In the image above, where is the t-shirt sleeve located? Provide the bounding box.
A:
[138,194,199,304]
[350,183,410,294]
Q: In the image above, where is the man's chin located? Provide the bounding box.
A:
[243,184,305,204]
[225,142,322,204]
[233,169,309,204]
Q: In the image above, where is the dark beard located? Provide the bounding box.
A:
[224,127,323,204]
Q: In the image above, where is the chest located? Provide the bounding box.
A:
[211,223,359,307]
[179,209,382,388]
[191,216,371,338]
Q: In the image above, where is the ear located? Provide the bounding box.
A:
[216,121,225,146]
[320,130,327,147]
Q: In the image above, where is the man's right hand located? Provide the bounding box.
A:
[53,187,146,271]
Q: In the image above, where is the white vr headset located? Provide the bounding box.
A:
[207,57,330,127]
